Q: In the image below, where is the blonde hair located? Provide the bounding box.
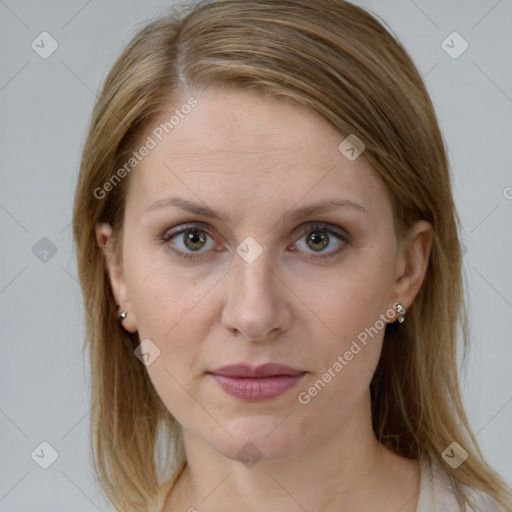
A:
[72,0,512,510]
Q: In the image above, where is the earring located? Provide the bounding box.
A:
[118,311,128,321]
[396,303,407,323]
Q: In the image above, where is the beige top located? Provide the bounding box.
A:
[149,454,505,511]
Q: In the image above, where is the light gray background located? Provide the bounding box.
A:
[1,0,511,510]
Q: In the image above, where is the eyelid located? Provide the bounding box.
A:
[159,220,349,240]
[159,221,224,245]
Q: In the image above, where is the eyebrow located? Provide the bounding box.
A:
[144,196,368,222]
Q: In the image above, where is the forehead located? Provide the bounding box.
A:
[125,86,388,217]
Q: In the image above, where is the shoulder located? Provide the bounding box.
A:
[417,453,506,512]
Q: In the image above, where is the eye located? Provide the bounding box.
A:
[158,224,219,260]
[291,222,350,260]
[158,222,350,261]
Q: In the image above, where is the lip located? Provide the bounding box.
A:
[208,363,307,401]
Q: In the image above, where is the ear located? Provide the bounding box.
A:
[389,220,433,318]
[95,222,138,333]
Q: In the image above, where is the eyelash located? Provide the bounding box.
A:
[158,222,351,262]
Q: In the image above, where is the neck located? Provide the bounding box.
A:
[165,392,419,512]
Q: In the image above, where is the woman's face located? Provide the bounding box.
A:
[98,86,428,462]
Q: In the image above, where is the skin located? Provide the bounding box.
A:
[96,85,433,512]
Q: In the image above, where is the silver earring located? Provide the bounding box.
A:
[118,311,128,321]
[396,303,407,323]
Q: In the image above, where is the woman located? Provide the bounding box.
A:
[72,0,512,510]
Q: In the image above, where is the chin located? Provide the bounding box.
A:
[209,415,310,464]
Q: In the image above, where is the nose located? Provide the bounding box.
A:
[221,248,292,342]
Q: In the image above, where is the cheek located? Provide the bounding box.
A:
[123,244,197,338]
[144,361,216,435]
[293,246,394,403]
[297,247,393,347]
[129,272,206,375]
[294,308,385,436]
[129,275,209,427]
[122,246,213,401]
